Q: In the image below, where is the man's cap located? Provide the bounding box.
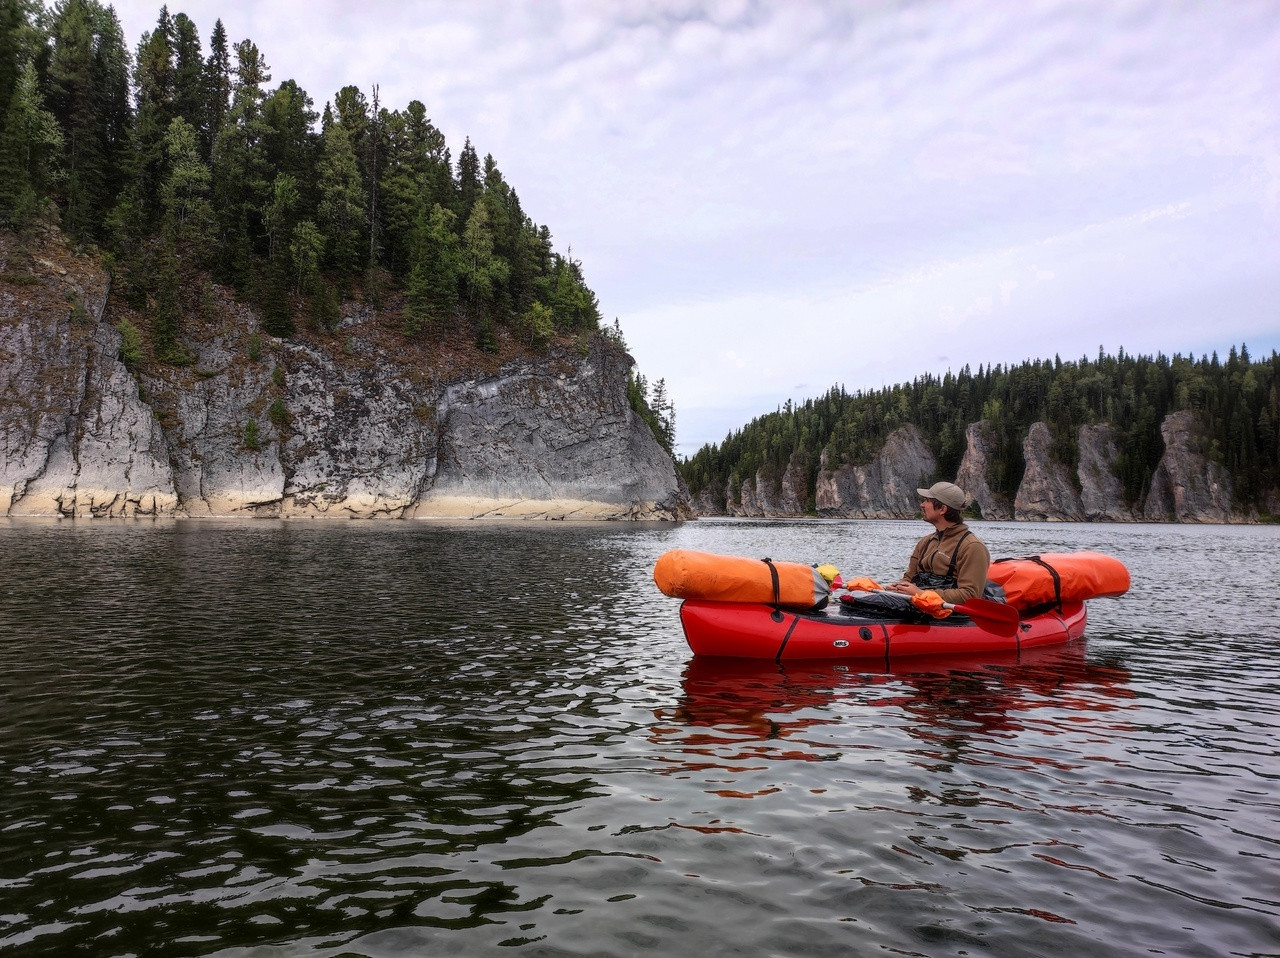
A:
[917,481,967,510]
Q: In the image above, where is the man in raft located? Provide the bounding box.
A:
[885,481,992,607]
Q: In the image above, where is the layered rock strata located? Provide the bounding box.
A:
[0,231,690,521]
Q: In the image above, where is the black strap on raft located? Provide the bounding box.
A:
[994,554,1063,613]
[774,614,801,663]
[761,557,784,622]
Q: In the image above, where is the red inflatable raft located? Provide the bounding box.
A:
[657,549,1128,663]
[678,598,1088,664]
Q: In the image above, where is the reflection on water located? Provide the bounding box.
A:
[1,518,1278,957]
[665,641,1135,745]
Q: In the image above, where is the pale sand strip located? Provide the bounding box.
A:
[4,489,675,521]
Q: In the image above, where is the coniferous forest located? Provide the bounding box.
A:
[0,0,677,452]
[680,346,1280,517]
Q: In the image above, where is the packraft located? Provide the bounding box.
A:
[987,552,1130,611]
[653,549,831,609]
[678,597,1088,661]
[656,548,1128,662]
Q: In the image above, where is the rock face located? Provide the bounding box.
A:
[0,230,690,521]
[816,425,936,518]
[1142,410,1234,522]
[1077,423,1135,521]
[420,342,688,519]
[691,485,728,517]
[687,407,1252,522]
[0,245,177,517]
[956,420,1012,520]
[728,451,812,517]
[1015,422,1085,521]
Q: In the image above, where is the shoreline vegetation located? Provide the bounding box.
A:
[680,346,1280,523]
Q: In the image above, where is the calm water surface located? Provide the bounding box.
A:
[1,518,1278,957]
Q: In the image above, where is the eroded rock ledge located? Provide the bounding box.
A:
[0,230,690,521]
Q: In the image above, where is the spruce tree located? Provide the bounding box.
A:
[316,116,365,278]
[0,59,63,226]
[159,115,213,260]
[456,137,480,220]
[200,20,230,156]
[171,13,203,127]
[209,38,271,286]
[47,0,131,242]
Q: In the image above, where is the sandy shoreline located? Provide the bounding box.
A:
[2,491,682,521]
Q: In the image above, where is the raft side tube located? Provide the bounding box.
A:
[678,599,1088,662]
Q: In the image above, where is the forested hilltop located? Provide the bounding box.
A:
[681,346,1280,519]
[0,0,675,450]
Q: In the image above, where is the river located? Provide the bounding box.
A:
[1,517,1277,957]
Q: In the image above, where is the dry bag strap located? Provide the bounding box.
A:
[1028,555,1063,608]
[994,554,1063,609]
[760,557,781,604]
[761,557,785,622]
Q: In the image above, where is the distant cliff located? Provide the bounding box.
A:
[697,414,1257,523]
[0,229,691,520]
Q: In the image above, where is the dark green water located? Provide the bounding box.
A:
[2,518,1277,957]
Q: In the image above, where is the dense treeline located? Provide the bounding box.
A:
[0,0,677,453]
[681,346,1280,513]
[0,0,600,340]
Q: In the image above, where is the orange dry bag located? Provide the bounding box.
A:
[653,549,830,609]
[987,552,1130,611]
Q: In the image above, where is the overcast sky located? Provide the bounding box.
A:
[102,0,1280,457]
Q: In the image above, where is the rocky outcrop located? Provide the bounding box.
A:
[727,451,812,517]
[691,485,728,517]
[1077,423,1135,521]
[1015,422,1084,520]
[0,245,177,517]
[419,342,688,519]
[688,408,1251,523]
[1142,410,1235,522]
[0,230,690,521]
[956,420,1012,520]
[816,425,935,517]
[716,425,936,519]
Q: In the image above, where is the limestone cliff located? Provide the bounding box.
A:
[686,407,1251,523]
[727,451,812,517]
[0,229,690,520]
[815,425,935,518]
[956,420,1012,520]
[1142,410,1236,522]
[1014,422,1085,520]
[1077,423,1135,521]
[711,426,936,519]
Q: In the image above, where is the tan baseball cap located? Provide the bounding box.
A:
[917,481,967,510]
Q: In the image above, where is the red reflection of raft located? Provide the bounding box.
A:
[678,598,1089,663]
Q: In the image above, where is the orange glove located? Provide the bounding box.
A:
[843,576,883,592]
[910,590,952,618]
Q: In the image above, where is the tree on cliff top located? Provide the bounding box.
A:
[2,2,609,356]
